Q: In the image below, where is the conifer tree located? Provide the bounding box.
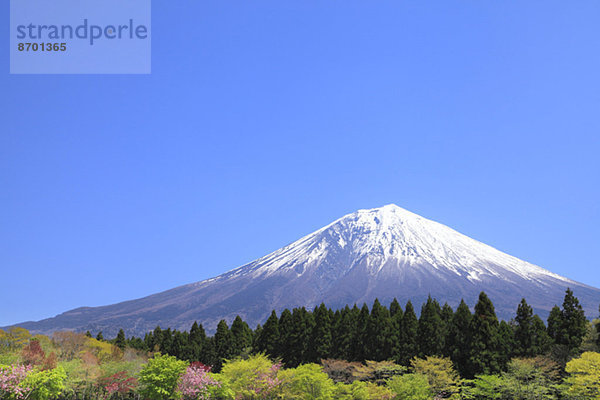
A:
[188,321,206,361]
[257,310,280,357]
[558,288,587,352]
[547,305,562,343]
[277,309,293,363]
[231,315,253,356]
[514,298,534,357]
[497,320,515,370]
[366,298,392,361]
[531,315,551,355]
[114,329,126,350]
[352,303,371,361]
[85,331,92,338]
[397,300,418,365]
[334,305,355,362]
[310,303,333,362]
[447,299,472,377]
[440,302,454,355]
[389,298,404,361]
[468,292,501,376]
[288,307,312,366]
[417,296,444,357]
[214,320,234,370]
[96,331,104,341]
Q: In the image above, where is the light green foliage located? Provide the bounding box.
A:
[463,358,559,400]
[138,354,188,400]
[21,366,67,400]
[461,375,504,400]
[0,328,31,354]
[411,356,460,397]
[278,363,335,400]
[386,373,432,400]
[563,352,600,399]
[217,353,279,400]
[333,381,394,400]
[352,360,406,385]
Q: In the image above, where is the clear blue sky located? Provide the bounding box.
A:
[1,1,599,327]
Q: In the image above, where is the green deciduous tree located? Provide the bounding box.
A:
[138,354,187,400]
[562,351,600,399]
[410,356,460,398]
[386,373,431,400]
[279,363,335,400]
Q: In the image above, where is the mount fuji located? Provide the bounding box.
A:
[8,205,600,336]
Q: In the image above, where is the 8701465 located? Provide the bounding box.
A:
[18,43,67,51]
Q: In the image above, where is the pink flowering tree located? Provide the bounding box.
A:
[177,363,222,400]
[0,364,33,399]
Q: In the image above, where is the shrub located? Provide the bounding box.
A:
[138,354,188,400]
[387,373,431,400]
[178,363,222,400]
[21,366,67,400]
[278,363,335,400]
[562,351,600,399]
[217,354,281,400]
[0,364,33,399]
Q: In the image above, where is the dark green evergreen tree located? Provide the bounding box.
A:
[497,320,515,370]
[397,300,418,365]
[514,298,534,357]
[188,321,207,361]
[417,296,444,357]
[547,305,562,343]
[467,292,501,376]
[366,299,392,361]
[351,303,371,361]
[231,315,253,356]
[257,310,280,357]
[334,306,355,361]
[309,303,333,362]
[214,320,234,371]
[287,307,312,366]
[96,331,104,341]
[278,309,294,364]
[557,288,587,352]
[447,299,472,377]
[85,331,92,338]
[531,314,551,355]
[114,329,126,350]
[389,299,404,361]
[440,302,454,356]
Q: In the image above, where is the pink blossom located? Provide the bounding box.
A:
[178,364,220,400]
[0,364,33,399]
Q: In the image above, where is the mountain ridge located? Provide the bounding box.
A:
[5,204,600,337]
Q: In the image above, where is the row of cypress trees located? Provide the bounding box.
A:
[116,289,592,376]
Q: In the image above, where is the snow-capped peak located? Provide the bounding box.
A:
[231,204,573,286]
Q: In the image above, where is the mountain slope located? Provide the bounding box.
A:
[8,205,600,336]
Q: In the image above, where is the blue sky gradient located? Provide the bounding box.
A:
[1,1,599,326]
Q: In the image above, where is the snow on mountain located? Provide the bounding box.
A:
[7,205,600,336]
